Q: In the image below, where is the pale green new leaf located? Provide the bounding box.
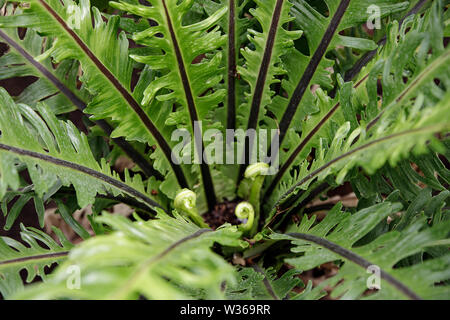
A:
[11,210,247,299]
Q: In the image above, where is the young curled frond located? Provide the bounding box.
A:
[235,201,255,234]
[174,189,209,228]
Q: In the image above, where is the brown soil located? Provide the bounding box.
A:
[202,200,241,230]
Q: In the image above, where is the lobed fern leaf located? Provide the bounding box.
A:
[0,0,448,302]
[0,3,163,179]
[10,210,247,299]
[226,265,302,300]
[268,93,449,225]
[272,201,450,299]
[0,0,189,194]
[110,0,230,210]
[0,224,72,298]
[0,89,162,211]
[265,2,450,221]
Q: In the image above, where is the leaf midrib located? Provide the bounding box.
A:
[273,125,443,209]
[265,74,370,198]
[285,232,421,300]
[246,0,285,132]
[367,48,450,129]
[0,29,163,180]
[238,0,286,179]
[35,0,188,188]
[0,143,164,211]
[160,0,217,210]
[227,0,237,130]
[0,251,69,269]
[108,228,212,299]
[277,0,351,145]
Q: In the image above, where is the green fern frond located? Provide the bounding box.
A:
[270,92,449,221]
[350,152,450,204]
[110,0,230,210]
[0,0,448,302]
[0,0,188,193]
[200,0,252,131]
[0,89,162,211]
[266,1,441,199]
[0,4,87,114]
[265,3,449,217]
[0,4,161,179]
[1,186,45,230]
[272,201,450,299]
[11,210,247,299]
[236,0,300,129]
[0,224,73,298]
[226,266,302,300]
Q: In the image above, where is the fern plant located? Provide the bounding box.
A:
[0,0,449,300]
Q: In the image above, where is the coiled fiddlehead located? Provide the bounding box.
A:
[174,189,208,228]
[235,201,255,234]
